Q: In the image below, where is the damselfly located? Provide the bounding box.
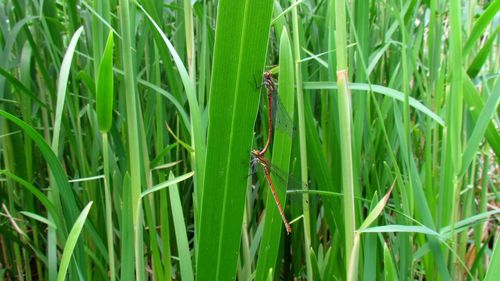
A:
[255,72,294,157]
[256,72,275,156]
[250,149,292,234]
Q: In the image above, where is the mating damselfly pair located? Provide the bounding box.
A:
[250,71,298,234]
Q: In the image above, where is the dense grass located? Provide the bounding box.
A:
[0,0,499,280]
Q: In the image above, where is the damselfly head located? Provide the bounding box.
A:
[263,72,275,92]
[263,71,273,80]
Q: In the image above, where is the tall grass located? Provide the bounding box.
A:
[0,0,499,280]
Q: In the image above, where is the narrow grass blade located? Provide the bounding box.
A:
[463,73,500,162]
[138,3,205,194]
[303,82,444,126]
[462,1,500,56]
[52,26,84,151]
[349,182,394,280]
[56,202,93,281]
[484,235,500,281]
[291,1,314,279]
[0,67,50,110]
[359,182,395,231]
[460,78,500,177]
[19,211,56,229]
[140,172,194,197]
[0,170,62,229]
[359,225,440,236]
[466,26,500,78]
[0,110,81,230]
[383,243,398,281]
[254,27,295,280]
[168,172,194,281]
[334,0,356,275]
[117,1,144,278]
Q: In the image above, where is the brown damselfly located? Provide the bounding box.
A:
[250,149,292,234]
[255,72,276,156]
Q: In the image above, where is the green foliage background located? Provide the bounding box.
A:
[0,0,499,280]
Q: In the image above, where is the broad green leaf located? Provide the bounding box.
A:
[197,0,274,279]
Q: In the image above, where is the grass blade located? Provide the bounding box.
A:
[56,202,93,281]
[168,172,194,281]
[254,27,295,280]
[197,0,274,279]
